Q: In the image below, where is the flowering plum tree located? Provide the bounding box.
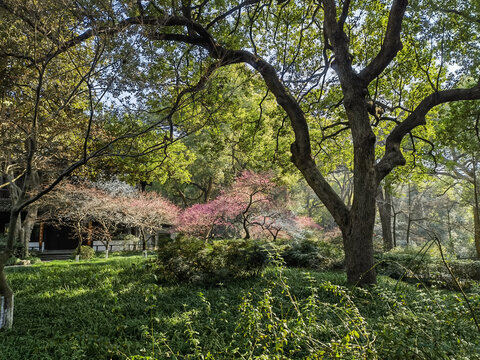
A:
[122,192,179,250]
[177,171,319,241]
[42,181,178,256]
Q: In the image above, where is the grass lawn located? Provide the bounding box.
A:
[1,255,479,359]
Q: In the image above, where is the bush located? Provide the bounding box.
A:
[279,238,344,270]
[376,247,480,289]
[155,237,268,285]
[5,256,20,266]
[25,256,41,264]
[117,234,141,251]
[74,245,95,260]
[0,233,25,259]
[155,235,347,285]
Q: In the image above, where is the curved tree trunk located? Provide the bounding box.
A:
[243,217,251,240]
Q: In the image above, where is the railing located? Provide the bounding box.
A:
[92,242,154,252]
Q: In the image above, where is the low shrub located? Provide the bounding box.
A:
[74,245,95,260]
[5,256,20,266]
[0,233,25,259]
[155,236,345,285]
[281,238,344,270]
[155,237,268,285]
[25,256,41,264]
[376,247,480,289]
[447,259,480,281]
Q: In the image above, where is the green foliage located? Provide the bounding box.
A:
[5,256,41,266]
[117,234,141,251]
[5,256,19,266]
[377,246,480,289]
[154,236,346,286]
[230,269,375,359]
[155,237,268,285]
[26,256,42,265]
[280,238,344,270]
[0,233,25,260]
[74,245,95,260]
[2,256,479,359]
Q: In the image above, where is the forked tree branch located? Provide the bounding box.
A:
[376,83,480,183]
[359,0,408,85]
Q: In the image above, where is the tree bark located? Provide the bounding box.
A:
[377,186,393,251]
[0,266,14,330]
[204,177,214,203]
[405,184,412,246]
[20,205,38,258]
[474,206,480,259]
[243,216,251,240]
[473,160,480,259]
[0,208,20,330]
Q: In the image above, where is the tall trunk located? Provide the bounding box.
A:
[0,208,20,330]
[377,186,393,251]
[473,161,480,259]
[343,84,378,285]
[204,177,214,203]
[474,207,480,259]
[14,215,22,252]
[393,210,398,248]
[74,221,84,253]
[140,229,147,251]
[21,205,38,258]
[406,218,411,246]
[446,208,455,255]
[406,184,412,246]
[306,192,313,218]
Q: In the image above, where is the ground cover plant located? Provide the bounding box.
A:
[377,245,480,290]
[0,255,479,359]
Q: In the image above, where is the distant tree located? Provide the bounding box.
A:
[42,181,178,257]
[433,98,480,257]
[122,191,179,250]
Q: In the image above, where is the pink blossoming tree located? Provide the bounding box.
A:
[177,171,319,241]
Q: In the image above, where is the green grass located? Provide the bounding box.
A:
[1,256,479,359]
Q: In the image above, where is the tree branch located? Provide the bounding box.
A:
[376,83,480,183]
[359,0,408,85]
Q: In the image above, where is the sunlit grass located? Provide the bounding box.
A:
[1,256,479,359]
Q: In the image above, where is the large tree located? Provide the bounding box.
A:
[0,0,176,328]
[2,0,480,289]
